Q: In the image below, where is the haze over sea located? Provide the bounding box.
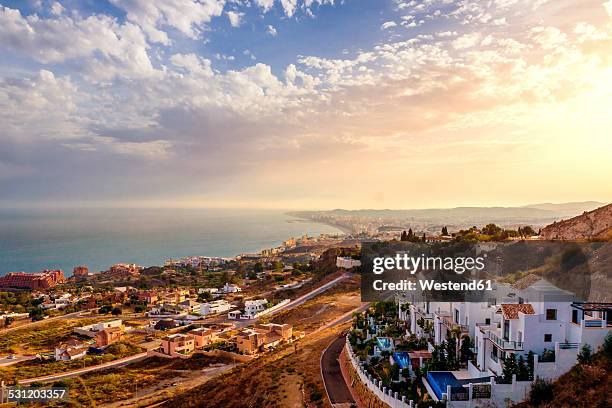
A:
[0,208,341,277]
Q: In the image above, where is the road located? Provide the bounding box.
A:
[14,274,352,384]
[231,273,352,329]
[320,334,355,406]
[19,352,149,384]
[0,309,98,334]
[0,355,36,367]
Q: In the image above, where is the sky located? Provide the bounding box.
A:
[1,0,612,210]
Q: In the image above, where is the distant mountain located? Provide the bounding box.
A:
[540,203,612,240]
[292,202,606,230]
[523,201,604,216]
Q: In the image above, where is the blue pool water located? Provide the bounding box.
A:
[376,337,392,351]
[392,352,410,369]
[426,372,461,400]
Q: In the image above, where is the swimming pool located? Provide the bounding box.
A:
[426,372,462,400]
[392,352,411,369]
[376,337,393,351]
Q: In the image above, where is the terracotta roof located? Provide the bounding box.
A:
[511,274,542,290]
[501,304,535,320]
[408,351,432,359]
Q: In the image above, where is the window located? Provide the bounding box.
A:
[546,309,557,320]
[572,309,579,324]
[485,318,491,325]
[544,334,552,342]
[455,309,460,324]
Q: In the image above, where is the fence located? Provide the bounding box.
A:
[345,337,414,408]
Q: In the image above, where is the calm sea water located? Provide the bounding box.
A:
[0,208,341,276]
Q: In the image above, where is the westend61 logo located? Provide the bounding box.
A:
[372,253,487,275]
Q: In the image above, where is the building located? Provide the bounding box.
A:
[108,263,142,279]
[200,300,234,316]
[235,323,293,355]
[336,256,361,269]
[72,265,89,278]
[178,299,201,313]
[154,319,179,331]
[243,299,268,318]
[161,333,195,356]
[222,283,242,293]
[0,270,65,290]
[74,319,123,337]
[188,327,218,348]
[94,327,124,347]
[54,339,88,361]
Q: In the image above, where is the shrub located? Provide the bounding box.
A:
[577,344,592,364]
[602,332,612,359]
[529,378,554,404]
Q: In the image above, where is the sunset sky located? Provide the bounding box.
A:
[1,0,612,210]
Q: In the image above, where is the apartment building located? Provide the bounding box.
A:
[188,327,218,348]
[200,300,234,316]
[161,333,195,356]
[95,327,124,347]
[0,270,66,290]
[235,323,293,355]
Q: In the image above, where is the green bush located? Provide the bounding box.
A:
[529,378,554,404]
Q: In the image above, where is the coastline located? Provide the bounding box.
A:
[0,208,345,277]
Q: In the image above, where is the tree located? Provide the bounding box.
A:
[517,355,529,380]
[577,344,593,364]
[111,307,122,315]
[4,316,14,327]
[99,305,112,314]
[400,231,408,241]
[442,226,448,236]
[29,308,44,321]
[502,353,517,382]
[253,263,264,274]
[527,351,535,380]
[134,305,146,313]
[460,336,473,363]
[602,332,612,358]
[197,291,213,302]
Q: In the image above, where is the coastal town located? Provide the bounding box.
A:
[0,203,611,407]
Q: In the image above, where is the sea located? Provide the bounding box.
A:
[0,208,341,277]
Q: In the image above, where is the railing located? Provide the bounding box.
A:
[558,342,580,349]
[584,319,604,328]
[489,331,524,350]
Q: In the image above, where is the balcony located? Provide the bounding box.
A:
[488,331,524,351]
[440,315,469,334]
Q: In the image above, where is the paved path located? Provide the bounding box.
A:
[321,334,355,406]
[19,352,149,384]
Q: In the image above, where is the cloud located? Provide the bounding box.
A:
[280,0,297,17]
[108,0,225,44]
[381,21,397,30]
[1,0,612,206]
[0,6,157,80]
[226,10,244,27]
[267,24,278,36]
[604,0,612,16]
[254,0,275,12]
[452,33,482,49]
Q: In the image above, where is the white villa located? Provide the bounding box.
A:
[401,276,612,405]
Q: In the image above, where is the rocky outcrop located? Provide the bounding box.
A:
[540,203,612,240]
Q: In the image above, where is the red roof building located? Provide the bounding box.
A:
[0,270,66,290]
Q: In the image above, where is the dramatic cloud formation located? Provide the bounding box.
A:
[1,0,611,208]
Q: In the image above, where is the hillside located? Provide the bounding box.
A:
[540,203,612,240]
[514,350,611,408]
